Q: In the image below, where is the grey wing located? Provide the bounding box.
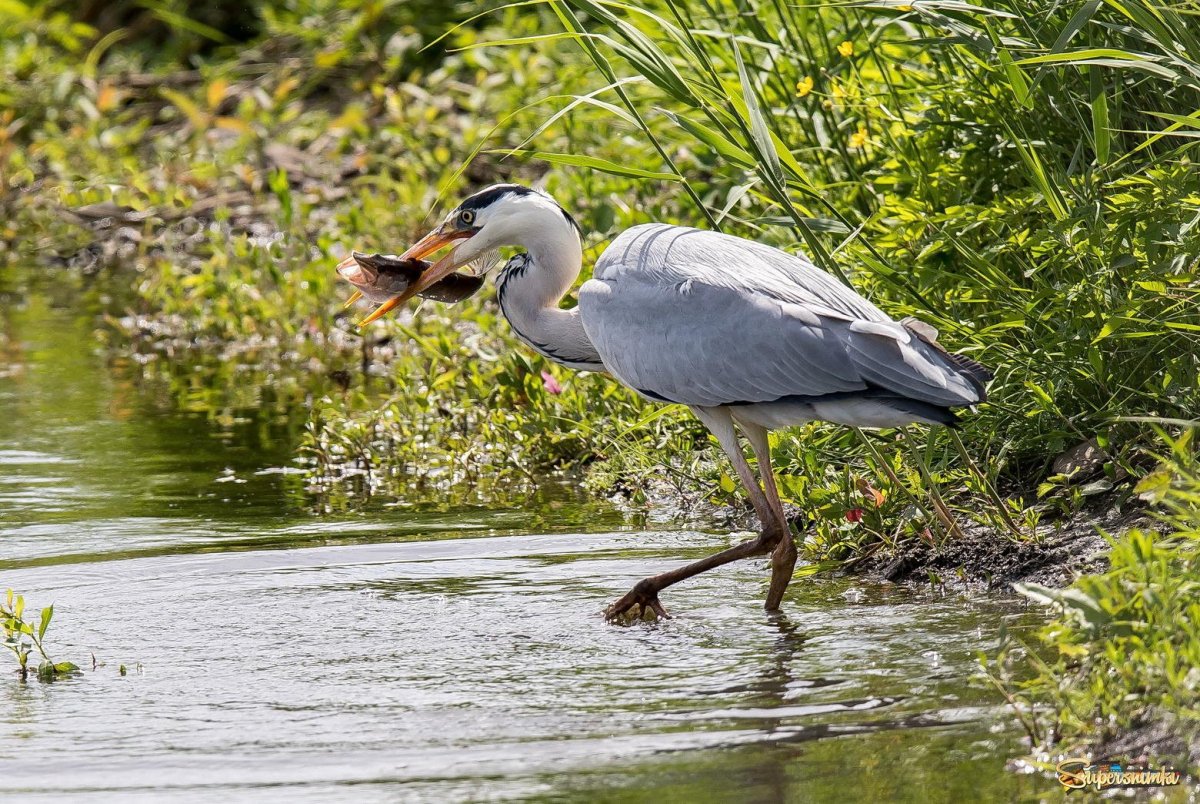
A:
[592,222,891,323]
[579,226,984,409]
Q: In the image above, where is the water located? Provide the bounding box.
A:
[0,275,1063,801]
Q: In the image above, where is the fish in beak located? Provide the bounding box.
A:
[335,252,484,306]
[336,221,495,326]
[351,223,483,326]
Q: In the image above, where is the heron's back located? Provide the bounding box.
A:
[579,224,989,424]
[592,223,890,324]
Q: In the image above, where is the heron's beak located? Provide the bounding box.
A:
[357,225,475,326]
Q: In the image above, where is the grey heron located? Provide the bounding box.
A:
[343,183,991,620]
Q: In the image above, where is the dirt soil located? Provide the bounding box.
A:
[856,504,1152,591]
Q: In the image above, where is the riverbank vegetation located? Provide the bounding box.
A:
[4,0,1199,764]
[991,433,1200,767]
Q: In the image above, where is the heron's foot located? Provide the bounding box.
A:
[605,578,671,623]
[764,527,798,612]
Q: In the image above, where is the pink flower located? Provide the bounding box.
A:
[845,508,863,523]
[541,370,563,395]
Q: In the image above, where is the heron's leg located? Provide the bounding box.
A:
[604,531,778,621]
[605,407,780,622]
[741,422,797,611]
[692,406,775,527]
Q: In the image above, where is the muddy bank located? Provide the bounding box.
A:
[856,505,1152,591]
[628,473,1148,592]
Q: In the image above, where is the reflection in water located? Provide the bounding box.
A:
[744,614,808,803]
[0,269,1065,801]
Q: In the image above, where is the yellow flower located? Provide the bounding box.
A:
[796,76,814,97]
[849,125,868,149]
[838,40,854,57]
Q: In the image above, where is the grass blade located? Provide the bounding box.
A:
[490,149,682,181]
[733,42,782,185]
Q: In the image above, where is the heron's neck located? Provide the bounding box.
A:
[496,229,603,372]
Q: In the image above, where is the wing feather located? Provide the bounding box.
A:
[579,224,984,409]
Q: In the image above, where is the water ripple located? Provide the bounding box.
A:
[0,531,1050,801]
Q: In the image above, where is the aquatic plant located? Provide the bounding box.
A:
[1,590,79,682]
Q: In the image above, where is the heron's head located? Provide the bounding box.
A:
[357,183,580,324]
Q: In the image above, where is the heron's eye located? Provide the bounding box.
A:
[459,209,476,226]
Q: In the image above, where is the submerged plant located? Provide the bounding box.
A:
[1,590,79,682]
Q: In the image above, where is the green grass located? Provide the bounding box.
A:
[1,0,717,513]
[6,0,1199,534]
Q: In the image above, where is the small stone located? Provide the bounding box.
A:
[1052,437,1109,480]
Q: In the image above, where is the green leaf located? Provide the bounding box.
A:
[769,130,815,187]
[714,181,756,226]
[733,43,782,184]
[141,1,230,43]
[1058,589,1110,628]
[1015,47,1158,66]
[660,110,755,168]
[37,605,52,641]
[1025,381,1057,411]
[1095,316,1128,341]
[1048,0,1101,54]
[996,47,1032,109]
[159,88,207,129]
[1147,111,1200,128]
[83,28,128,80]
[1015,583,1110,630]
[564,0,693,103]
[1014,49,1179,81]
[487,149,681,181]
[999,119,1068,220]
[53,662,79,673]
[0,0,32,20]
[757,215,851,234]
[1013,581,1060,606]
[1130,109,1200,155]
[1090,72,1110,163]
[517,79,641,152]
